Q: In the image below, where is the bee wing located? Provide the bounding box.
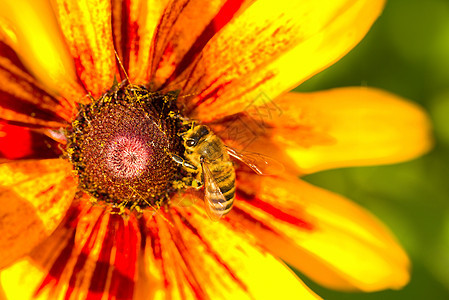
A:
[226,147,284,176]
[201,161,227,221]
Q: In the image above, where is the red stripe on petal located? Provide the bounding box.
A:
[0,41,28,73]
[150,0,190,79]
[237,191,314,231]
[0,122,62,161]
[141,212,208,299]
[186,70,275,119]
[162,0,246,86]
[53,0,117,98]
[107,215,138,300]
[0,41,73,119]
[158,206,318,299]
[0,122,31,159]
[0,92,63,123]
[176,210,248,292]
[111,0,131,77]
[212,0,247,30]
[143,217,169,288]
[35,234,76,296]
[65,212,106,299]
[112,0,172,84]
[175,1,386,122]
[0,44,72,126]
[33,201,140,299]
[231,206,282,236]
[165,216,207,299]
[81,218,114,299]
[190,79,232,107]
[34,206,82,296]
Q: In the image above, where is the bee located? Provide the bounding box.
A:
[171,122,282,221]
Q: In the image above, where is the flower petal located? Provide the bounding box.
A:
[147,0,251,89]
[1,200,140,299]
[272,88,432,173]
[228,172,410,291]
[52,0,117,97]
[0,0,84,102]
[111,0,170,84]
[0,159,76,269]
[136,207,320,299]
[211,88,432,174]
[178,0,386,121]
[0,260,51,300]
[0,42,74,127]
[0,122,62,161]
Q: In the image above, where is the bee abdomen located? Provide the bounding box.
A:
[209,194,234,216]
[213,165,235,215]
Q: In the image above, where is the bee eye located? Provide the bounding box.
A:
[186,139,196,147]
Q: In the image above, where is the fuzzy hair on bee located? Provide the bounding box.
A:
[170,115,285,221]
[171,123,236,220]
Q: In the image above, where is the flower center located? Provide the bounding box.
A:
[66,83,183,209]
[106,135,151,178]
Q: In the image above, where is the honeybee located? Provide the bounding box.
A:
[171,123,282,221]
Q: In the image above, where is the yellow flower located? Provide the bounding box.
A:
[0,0,432,299]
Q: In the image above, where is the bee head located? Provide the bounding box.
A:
[183,125,210,149]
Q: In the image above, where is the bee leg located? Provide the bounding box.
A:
[191,178,202,189]
[172,177,202,190]
[185,177,203,189]
[171,154,197,171]
[172,179,187,189]
[167,112,191,123]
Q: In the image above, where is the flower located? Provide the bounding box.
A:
[0,0,432,299]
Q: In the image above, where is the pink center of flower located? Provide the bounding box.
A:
[106,135,151,178]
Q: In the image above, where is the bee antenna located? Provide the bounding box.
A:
[177,91,199,99]
[114,48,130,83]
[87,92,95,101]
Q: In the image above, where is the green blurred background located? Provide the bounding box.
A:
[294,0,449,298]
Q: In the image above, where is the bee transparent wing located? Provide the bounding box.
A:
[201,161,227,221]
[226,147,284,176]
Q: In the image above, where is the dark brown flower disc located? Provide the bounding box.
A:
[66,83,183,208]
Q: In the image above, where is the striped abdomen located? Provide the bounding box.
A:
[209,161,235,215]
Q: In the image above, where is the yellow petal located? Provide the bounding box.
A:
[111,0,169,84]
[178,0,386,121]
[136,208,321,299]
[230,173,410,291]
[1,199,141,300]
[0,0,83,101]
[51,0,117,98]
[1,259,55,300]
[0,46,74,126]
[213,87,432,174]
[274,88,432,173]
[148,0,251,88]
[0,159,76,269]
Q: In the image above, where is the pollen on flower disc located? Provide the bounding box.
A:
[66,84,183,207]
